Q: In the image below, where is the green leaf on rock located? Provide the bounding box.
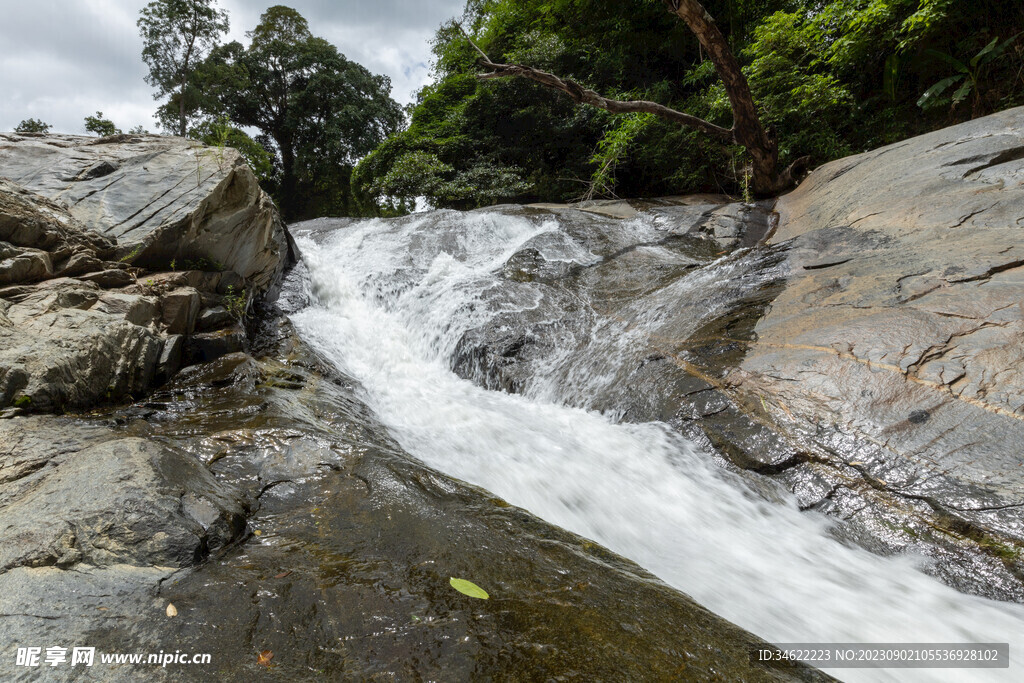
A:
[450,577,489,599]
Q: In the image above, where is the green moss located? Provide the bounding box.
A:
[13,395,31,408]
[978,537,1022,562]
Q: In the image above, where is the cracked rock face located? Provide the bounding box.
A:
[0,134,290,411]
[0,419,246,572]
[726,106,1024,581]
[0,133,287,295]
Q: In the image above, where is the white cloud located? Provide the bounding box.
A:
[0,0,466,133]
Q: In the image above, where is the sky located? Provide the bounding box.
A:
[0,0,467,134]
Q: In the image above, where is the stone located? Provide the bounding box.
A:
[0,416,245,571]
[77,267,134,288]
[156,334,185,384]
[0,280,165,410]
[197,305,233,331]
[53,250,103,277]
[187,325,246,364]
[0,436,245,571]
[160,286,201,335]
[0,242,51,284]
[724,107,1024,547]
[0,134,289,296]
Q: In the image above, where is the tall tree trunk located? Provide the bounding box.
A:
[466,1,810,196]
[662,0,779,194]
[179,75,188,137]
[278,139,298,219]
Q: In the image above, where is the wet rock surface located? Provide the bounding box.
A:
[376,108,1024,602]
[727,106,1024,597]
[0,320,827,681]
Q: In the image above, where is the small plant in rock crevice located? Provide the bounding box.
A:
[223,285,247,322]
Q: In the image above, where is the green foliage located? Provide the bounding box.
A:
[223,285,246,322]
[357,0,1023,204]
[138,0,229,136]
[190,116,274,182]
[182,6,403,219]
[119,244,143,263]
[585,113,654,200]
[15,118,51,134]
[13,395,31,409]
[918,34,1022,114]
[84,112,121,137]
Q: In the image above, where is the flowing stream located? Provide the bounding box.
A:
[290,210,1024,682]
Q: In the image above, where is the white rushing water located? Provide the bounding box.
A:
[291,211,1024,682]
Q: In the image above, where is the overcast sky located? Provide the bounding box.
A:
[0,0,466,134]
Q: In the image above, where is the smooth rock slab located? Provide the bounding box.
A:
[0,133,288,295]
[0,423,246,572]
[728,106,1024,559]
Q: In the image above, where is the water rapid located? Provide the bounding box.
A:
[290,210,1024,682]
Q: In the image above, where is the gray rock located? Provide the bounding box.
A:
[53,250,103,277]
[160,286,201,335]
[0,242,51,284]
[0,436,245,571]
[77,267,134,288]
[0,134,288,295]
[197,305,233,331]
[724,107,1024,551]
[0,177,113,256]
[156,334,185,384]
[0,280,165,410]
[187,325,245,364]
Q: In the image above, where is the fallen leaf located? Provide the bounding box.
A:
[274,571,292,579]
[165,603,178,618]
[449,577,489,600]
[257,650,274,667]
[253,529,262,536]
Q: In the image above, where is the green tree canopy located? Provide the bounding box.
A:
[15,119,51,134]
[84,112,121,137]
[356,0,1023,208]
[190,5,404,219]
[138,0,229,136]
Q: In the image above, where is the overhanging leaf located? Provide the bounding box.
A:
[917,75,964,108]
[449,577,489,599]
[971,37,1002,68]
[926,49,968,74]
[950,79,973,105]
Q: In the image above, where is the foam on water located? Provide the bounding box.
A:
[291,211,1024,682]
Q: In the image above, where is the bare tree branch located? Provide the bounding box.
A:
[459,0,807,197]
[459,25,733,143]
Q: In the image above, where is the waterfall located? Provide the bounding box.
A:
[291,209,1024,682]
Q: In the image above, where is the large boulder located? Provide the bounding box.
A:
[0,134,291,410]
[0,419,246,571]
[0,133,288,295]
[727,106,1024,562]
[0,278,167,411]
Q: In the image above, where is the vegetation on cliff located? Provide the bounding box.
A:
[138,2,403,220]
[355,0,1024,208]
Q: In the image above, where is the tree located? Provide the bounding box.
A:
[193,6,403,218]
[84,112,121,137]
[15,119,51,134]
[138,0,229,137]
[466,0,803,196]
